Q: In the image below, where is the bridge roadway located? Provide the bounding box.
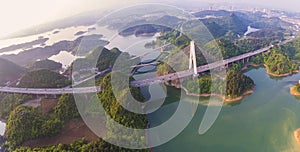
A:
[0,86,102,95]
[130,38,294,87]
[131,62,160,68]
[0,68,109,95]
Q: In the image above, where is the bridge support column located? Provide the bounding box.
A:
[189,41,198,77]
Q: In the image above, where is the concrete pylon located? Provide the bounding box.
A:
[189,41,198,76]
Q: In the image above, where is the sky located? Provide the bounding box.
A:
[0,0,299,37]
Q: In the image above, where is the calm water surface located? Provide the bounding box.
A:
[48,51,78,69]
[148,68,300,152]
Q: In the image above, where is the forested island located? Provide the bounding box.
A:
[182,69,255,102]
[158,61,255,102]
[1,34,108,66]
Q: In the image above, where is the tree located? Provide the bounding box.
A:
[55,94,80,121]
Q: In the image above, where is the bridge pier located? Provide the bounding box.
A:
[189,41,198,77]
[224,63,229,69]
[51,94,58,99]
[44,94,58,99]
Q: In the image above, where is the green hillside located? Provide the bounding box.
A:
[19,69,70,88]
[264,48,299,75]
[201,12,249,37]
[30,59,62,71]
[0,58,26,85]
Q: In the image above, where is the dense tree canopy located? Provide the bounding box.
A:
[264,48,298,75]
[55,94,80,121]
[19,69,70,88]
[98,73,147,128]
[30,59,62,71]
[4,106,63,151]
[226,70,254,98]
[4,94,81,150]
[73,46,122,72]
[15,139,149,152]
[0,94,33,119]
[5,72,149,151]
[184,69,254,98]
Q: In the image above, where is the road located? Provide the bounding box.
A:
[0,69,109,95]
[0,86,102,95]
[131,62,160,68]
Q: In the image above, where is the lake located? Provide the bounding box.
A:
[147,67,300,152]
[244,26,260,36]
[48,51,78,69]
[0,26,91,56]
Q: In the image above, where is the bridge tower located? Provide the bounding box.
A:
[189,41,198,76]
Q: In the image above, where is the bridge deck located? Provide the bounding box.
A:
[130,38,293,87]
[0,86,102,95]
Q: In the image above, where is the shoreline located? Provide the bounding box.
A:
[181,86,255,103]
[294,128,300,145]
[159,62,298,103]
[236,63,299,77]
[163,63,259,103]
[264,64,298,77]
[241,63,262,71]
[290,85,300,96]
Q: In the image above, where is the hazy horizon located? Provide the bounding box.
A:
[1,0,299,38]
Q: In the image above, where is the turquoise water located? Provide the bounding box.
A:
[148,68,300,152]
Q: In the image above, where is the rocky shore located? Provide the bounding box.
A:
[290,86,300,96]
[181,86,255,103]
[294,128,300,144]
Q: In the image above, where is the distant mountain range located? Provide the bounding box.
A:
[118,10,293,40]
[193,10,293,39]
